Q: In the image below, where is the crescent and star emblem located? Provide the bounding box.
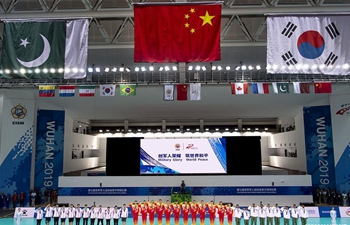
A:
[279,84,287,93]
[16,33,51,68]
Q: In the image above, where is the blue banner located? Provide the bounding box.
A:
[58,186,312,196]
[34,110,65,190]
[303,105,336,189]
[0,99,35,206]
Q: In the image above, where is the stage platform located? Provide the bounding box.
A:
[77,166,288,176]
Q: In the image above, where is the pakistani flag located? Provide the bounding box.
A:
[0,19,88,79]
[272,82,290,94]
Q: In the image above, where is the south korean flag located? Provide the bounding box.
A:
[267,15,350,75]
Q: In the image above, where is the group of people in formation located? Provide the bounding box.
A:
[32,203,129,225]
[26,200,309,225]
[128,200,309,225]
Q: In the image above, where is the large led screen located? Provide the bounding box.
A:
[140,138,227,174]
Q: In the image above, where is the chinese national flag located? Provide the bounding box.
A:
[314,82,332,93]
[177,84,188,101]
[134,3,221,62]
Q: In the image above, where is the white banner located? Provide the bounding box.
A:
[140,138,227,174]
[267,16,350,75]
[14,207,35,218]
[339,207,350,218]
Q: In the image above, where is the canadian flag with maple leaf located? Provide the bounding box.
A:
[231,83,248,95]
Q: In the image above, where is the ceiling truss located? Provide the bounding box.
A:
[0,0,349,48]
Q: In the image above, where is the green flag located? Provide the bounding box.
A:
[0,19,88,79]
[272,82,289,94]
[120,84,136,96]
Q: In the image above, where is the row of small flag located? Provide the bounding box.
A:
[38,84,136,97]
[38,82,332,100]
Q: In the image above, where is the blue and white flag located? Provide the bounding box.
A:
[267,16,350,75]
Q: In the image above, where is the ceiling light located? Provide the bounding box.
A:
[95,68,100,72]
[141,67,146,72]
[125,68,130,72]
[205,128,209,131]
[255,128,259,131]
[176,128,180,131]
[256,65,261,70]
[265,128,268,131]
[111,67,117,72]
[248,65,254,70]
[225,128,229,131]
[226,66,231,71]
[247,128,251,131]
[149,66,154,71]
[165,66,170,71]
[106,129,110,132]
[217,66,222,71]
[195,66,200,71]
[201,66,206,71]
[159,67,164,71]
[19,69,26,74]
[99,130,103,133]
[34,69,40,73]
[43,68,48,73]
[157,129,161,132]
[172,66,177,71]
[119,67,124,72]
[215,128,219,131]
[135,67,140,72]
[88,68,93,72]
[186,128,190,131]
[188,66,193,71]
[241,65,247,70]
[104,68,110,72]
[234,128,238,131]
[196,128,200,131]
[212,66,216,70]
[235,66,240,71]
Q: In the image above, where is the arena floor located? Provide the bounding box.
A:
[0,218,348,225]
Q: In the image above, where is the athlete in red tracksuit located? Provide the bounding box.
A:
[226,205,234,225]
[164,205,172,225]
[173,205,181,225]
[148,205,156,225]
[156,204,164,225]
[140,205,148,225]
[130,204,140,225]
[182,204,190,225]
[190,204,198,225]
[208,205,217,225]
[217,206,226,225]
[198,204,206,225]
